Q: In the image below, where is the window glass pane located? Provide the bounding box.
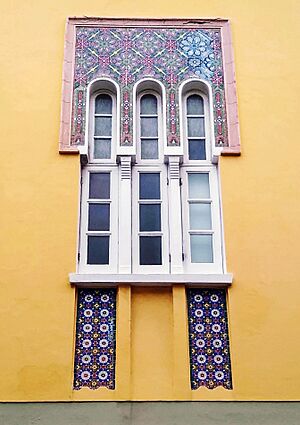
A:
[141,139,158,159]
[141,94,157,115]
[89,173,110,199]
[140,236,162,265]
[88,204,110,231]
[189,203,212,230]
[95,94,112,114]
[139,173,160,199]
[187,94,204,115]
[140,204,161,231]
[87,236,109,264]
[187,117,205,137]
[95,117,112,136]
[141,117,158,137]
[190,234,213,263]
[188,139,206,160]
[94,139,111,159]
[188,173,210,199]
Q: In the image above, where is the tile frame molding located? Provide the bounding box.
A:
[59,17,241,157]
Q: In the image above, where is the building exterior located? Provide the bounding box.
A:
[0,0,300,423]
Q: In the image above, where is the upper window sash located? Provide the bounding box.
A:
[79,166,118,273]
[136,90,163,164]
[183,91,211,164]
[89,90,116,163]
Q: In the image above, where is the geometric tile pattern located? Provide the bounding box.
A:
[187,289,232,390]
[73,27,227,147]
[73,289,116,390]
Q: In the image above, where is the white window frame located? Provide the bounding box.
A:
[181,165,223,274]
[88,90,117,164]
[132,165,169,274]
[182,90,211,164]
[136,89,163,164]
[179,83,224,274]
[78,166,119,273]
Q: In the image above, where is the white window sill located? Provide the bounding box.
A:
[69,273,233,287]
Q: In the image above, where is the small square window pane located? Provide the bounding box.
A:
[95,117,112,137]
[188,173,210,199]
[94,139,111,159]
[89,173,110,199]
[95,94,112,114]
[187,94,204,115]
[188,139,206,160]
[190,234,213,263]
[141,139,158,159]
[140,173,160,199]
[141,94,157,114]
[88,204,110,231]
[187,117,205,137]
[87,236,109,264]
[189,203,212,230]
[141,117,158,137]
[140,236,162,265]
[140,204,161,231]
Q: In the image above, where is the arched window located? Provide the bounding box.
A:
[90,91,116,161]
[186,93,207,161]
[133,83,168,272]
[79,80,119,273]
[180,82,223,273]
[137,90,163,162]
[93,93,113,159]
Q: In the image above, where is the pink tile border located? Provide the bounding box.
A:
[59,18,241,156]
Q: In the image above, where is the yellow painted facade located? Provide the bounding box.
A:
[0,0,300,402]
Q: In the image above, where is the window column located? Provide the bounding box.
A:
[119,156,132,273]
[168,156,184,273]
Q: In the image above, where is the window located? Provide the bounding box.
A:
[89,90,117,162]
[180,83,223,274]
[181,167,222,273]
[185,93,207,161]
[138,92,161,161]
[79,167,118,273]
[78,79,224,276]
[92,93,113,160]
[132,86,169,273]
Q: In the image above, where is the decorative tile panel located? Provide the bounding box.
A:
[187,289,232,390]
[72,26,227,148]
[73,288,116,390]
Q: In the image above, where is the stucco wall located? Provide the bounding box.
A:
[0,0,299,401]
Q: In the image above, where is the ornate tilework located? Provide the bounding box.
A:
[73,288,116,390]
[187,289,232,390]
[72,26,227,148]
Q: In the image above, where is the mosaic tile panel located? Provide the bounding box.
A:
[74,288,116,390]
[72,26,227,147]
[187,289,232,390]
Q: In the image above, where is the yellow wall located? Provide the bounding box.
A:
[0,0,299,401]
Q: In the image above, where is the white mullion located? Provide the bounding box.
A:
[188,198,212,203]
[94,113,113,117]
[87,200,112,204]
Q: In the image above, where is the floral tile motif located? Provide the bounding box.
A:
[72,26,227,148]
[73,288,116,390]
[187,289,232,390]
